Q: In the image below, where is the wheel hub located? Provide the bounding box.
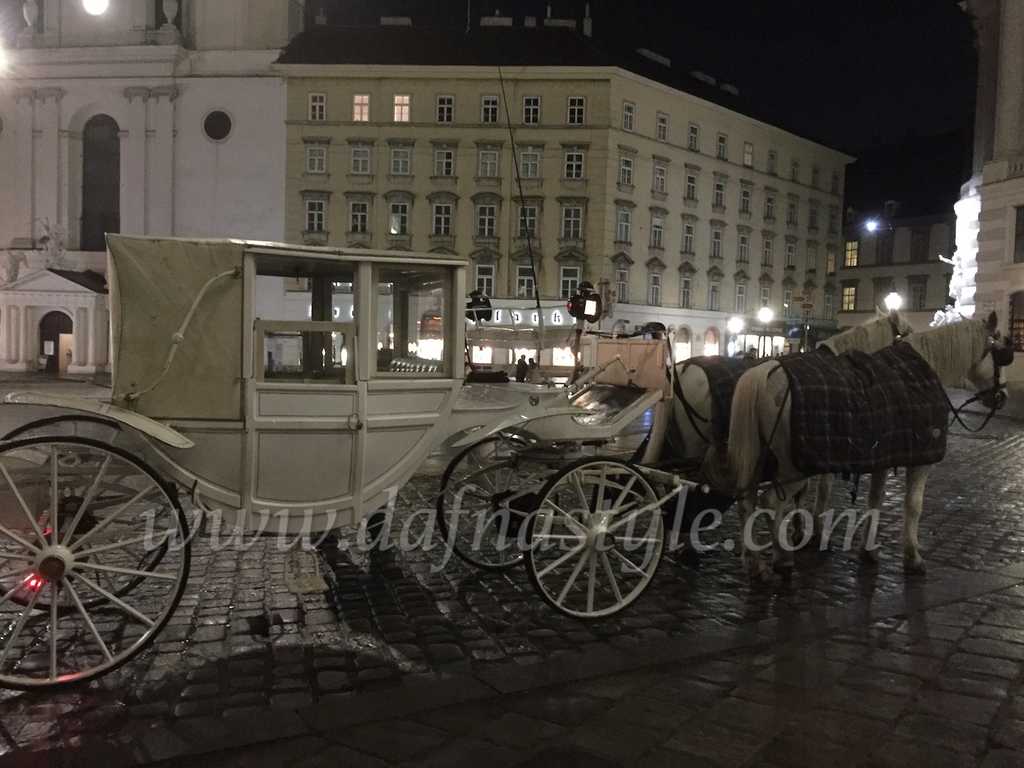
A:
[34,545,74,582]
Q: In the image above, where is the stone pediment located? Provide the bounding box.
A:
[2,268,106,294]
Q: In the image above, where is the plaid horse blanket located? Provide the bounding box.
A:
[677,356,759,444]
[780,343,950,475]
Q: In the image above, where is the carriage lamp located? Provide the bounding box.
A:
[567,281,602,323]
[727,316,745,335]
[884,292,903,312]
[465,290,493,322]
[83,0,110,15]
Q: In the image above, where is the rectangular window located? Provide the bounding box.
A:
[1015,206,1024,263]
[842,285,857,311]
[308,93,326,122]
[388,203,409,235]
[713,182,725,209]
[393,94,411,122]
[351,146,371,174]
[433,148,455,177]
[688,123,700,152]
[738,234,750,263]
[825,292,834,319]
[680,278,692,309]
[517,265,536,298]
[481,95,499,123]
[831,171,840,194]
[829,207,839,234]
[305,199,326,233]
[306,145,327,174]
[710,228,722,259]
[616,269,629,303]
[619,156,634,186]
[743,142,754,167]
[390,147,411,175]
[740,188,751,213]
[767,150,777,175]
[436,94,454,123]
[764,195,776,220]
[735,283,746,313]
[845,240,859,267]
[784,288,794,317]
[476,264,494,296]
[478,149,499,178]
[560,266,581,299]
[651,216,665,248]
[432,203,452,235]
[807,243,819,271]
[476,205,497,237]
[716,134,728,160]
[352,94,369,122]
[791,159,800,182]
[708,282,720,311]
[616,208,632,242]
[762,238,774,266]
[349,202,367,233]
[809,206,819,230]
[520,148,540,178]
[564,149,585,179]
[653,163,667,194]
[523,95,541,125]
[786,242,796,267]
[375,265,450,376]
[685,174,697,201]
[811,166,820,188]
[656,112,669,141]
[567,96,586,125]
[561,206,583,240]
[519,205,538,238]
[648,273,662,306]
[760,285,770,307]
[911,282,928,311]
[787,201,798,226]
[622,101,636,131]
[683,224,695,253]
[826,245,837,274]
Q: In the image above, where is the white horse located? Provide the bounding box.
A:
[723,312,1009,580]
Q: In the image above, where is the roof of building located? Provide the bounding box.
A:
[48,269,108,294]
[276,24,845,153]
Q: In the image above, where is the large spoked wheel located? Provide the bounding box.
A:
[437,435,548,571]
[524,458,663,619]
[0,437,189,690]
[3,416,122,444]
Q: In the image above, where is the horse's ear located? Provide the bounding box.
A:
[986,310,998,333]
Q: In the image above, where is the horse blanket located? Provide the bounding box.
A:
[780,343,950,475]
[676,356,759,445]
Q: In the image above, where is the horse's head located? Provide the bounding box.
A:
[874,307,912,340]
[967,311,1014,410]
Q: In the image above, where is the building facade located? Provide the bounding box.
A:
[277,15,852,362]
[835,209,955,331]
[0,0,293,373]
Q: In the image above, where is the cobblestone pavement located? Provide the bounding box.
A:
[0,410,1022,765]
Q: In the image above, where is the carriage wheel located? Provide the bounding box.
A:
[0,437,189,689]
[3,416,122,445]
[524,458,663,619]
[436,435,547,570]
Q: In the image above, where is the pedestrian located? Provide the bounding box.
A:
[527,358,538,382]
[515,355,528,382]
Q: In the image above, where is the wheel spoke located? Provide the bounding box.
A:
[70,483,157,552]
[600,551,623,604]
[0,459,47,546]
[608,502,653,534]
[72,573,156,627]
[63,577,113,663]
[49,582,58,681]
[594,466,608,514]
[610,475,638,513]
[586,550,598,613]
[610,548,647,576]
[61,455,112,546]
[0,523,41,556]
[531,533,585,542]
[572,473,589,515]
[74,531,170,560]
[556,548,590,606]
[544,501,588,536]
[72,561,177,581]
[49,446,58,545]
[0,587,41,668]
[535,541,587,579]
[0,551,36,562]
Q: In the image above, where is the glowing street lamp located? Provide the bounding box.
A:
[884,292,903,312]
[0,43,7,73]
[756,306,774,325]
[727,316,745,335]
[83,0,110,16]
[756,306,774,357]
[864,219,879,233]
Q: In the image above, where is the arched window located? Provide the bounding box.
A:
[704,327,720,357]
[674,327,692,361]
[80,115,120,252]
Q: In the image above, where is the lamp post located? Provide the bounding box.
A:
[756,306,774,358]
[884,291,903,313]
[727,316,744,356]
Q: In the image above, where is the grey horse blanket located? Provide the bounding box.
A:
[780,343,950,475]
[677,356,759,444]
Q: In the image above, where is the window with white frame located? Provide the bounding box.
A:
[432,203,452,235]
[516,265,536,298]
[523,95,541,125]
[648,272,662,306]
[478,148,499,178]
[680,277,692,309]
[787,200,798,225]
[349,201,367,233]
[685,174,697,200]
[827,244,837,274]
[567,95,586,125]
[389,202,409,235]
[713,181,725,209]
[762,238,774,266]
[791,159,800,182]
[760,284,770,306]
[564,149,584,179]
[560,266,581,298]
[682,223,695,253]
[842,285,856,311]
[786,242,796,267]
[436,95,454,123]
[520,147,540,178]
[476,264,494,296]
[653,163,667,194]
[305,199,326,232]
[743,142,754,167]
[687,123,700,151]
[481,95,499,123]
[306,145,327,174]
[351,145,371,174]
[561,206,583,240]
[735,283,747,313]
[393,94,410,122]
[764,195,776,220]
[433,147,455,176]
[811,166,821,188]
[738,234,750,263]
[767,150,777,175]
[352,94,369,122]
[390,146,411,175]
[308,92,326,122]
[651,215,665,248]
[911,281,927,311]
[809,204,819,230]
[518,205,538,238]
[783,288,794,317]
[619,156,634,186]
[476,205,497,237]
[825,292,834,319]
[616,269,629,303]
[656,112,669,141]
[710,227,722,259]
[622,101,636,131]
[807,242,819,271]
[616,207,632,242]
[716,134,728,160]
[708,282,720,311]
[740,188,751,213]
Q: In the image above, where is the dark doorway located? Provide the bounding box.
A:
[39,311,73,376]
[1012,292,1024,353]
[80,114,120,252]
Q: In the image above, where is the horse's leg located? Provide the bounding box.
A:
[859,471,887,564]
[903,465,930,574]
[772,480,809,572]
[737,491,772,581]
[811,473,835,547]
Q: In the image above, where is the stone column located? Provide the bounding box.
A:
[122,88,150,235]
[6,306,20,365]
[34,88,64,236]
[73,306,89,368]
[12,90,36,246]
[148,86,179,236]
[994,0,1024,160]
[60,129,83,250]
[20,306,33,367]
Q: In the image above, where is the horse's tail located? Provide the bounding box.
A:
[726,364,772,495]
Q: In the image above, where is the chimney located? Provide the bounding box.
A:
[380,16,413,26]
[583,2,592,37]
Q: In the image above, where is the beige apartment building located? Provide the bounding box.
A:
[276,16,852,359]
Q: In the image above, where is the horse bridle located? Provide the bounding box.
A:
[946,335,1015,432]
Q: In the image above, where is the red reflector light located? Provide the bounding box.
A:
[22,574,45,592]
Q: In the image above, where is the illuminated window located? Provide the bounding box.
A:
[471,346,493,364]
[352,94,369,122]
[842,285,857,311]
[393,94,410,122]
[845,240,859,267]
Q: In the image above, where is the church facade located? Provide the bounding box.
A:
[0,0,294,373]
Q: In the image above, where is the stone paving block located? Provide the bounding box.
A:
[960,637,1024,661]
[515,745,620,767]
[970,624,1024,645]
[664,719,772,768]
[509,691,610,726]
[895,714,989,755]
[991,719,1024,751]
[912,689,1002,725]
[864,737,974,768]
[568,718,668,763]
[947,653,1022,680]
[840,665,925,697]
[981,749,1024,768]
[329,719,449,762]
[934,675,1010,701]
[480,711,566,747]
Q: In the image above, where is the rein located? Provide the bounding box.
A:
[672,361,713,446]
[941,342,1012,433]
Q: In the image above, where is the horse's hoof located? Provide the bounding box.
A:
[904,557,927,576]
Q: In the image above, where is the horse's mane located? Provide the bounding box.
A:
[822,313,901,356]
[904,319,988,387]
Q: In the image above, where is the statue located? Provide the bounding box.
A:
[36,218,68,269]
[4,251,28,285]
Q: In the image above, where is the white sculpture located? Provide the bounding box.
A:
[4,252,28,285]
[22,0,38,29]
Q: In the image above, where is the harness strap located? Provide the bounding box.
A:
[672,361,712,446]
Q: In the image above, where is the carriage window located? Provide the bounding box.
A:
[375,266,450,376]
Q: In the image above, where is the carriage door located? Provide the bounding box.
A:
[247,256,363,521]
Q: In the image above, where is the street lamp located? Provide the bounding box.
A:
[0,43,7,73]
[865,219,879,233]
[884,291,903,312]
[756,306,774,357]
[727,316,745,335]
[82,0,110,16]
